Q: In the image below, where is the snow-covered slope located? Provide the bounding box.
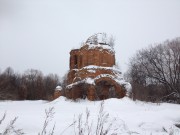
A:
[0,97,180,135]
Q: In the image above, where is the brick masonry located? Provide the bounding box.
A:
[64,43,126,100]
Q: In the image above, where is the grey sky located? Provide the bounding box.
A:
[0,0,180,77]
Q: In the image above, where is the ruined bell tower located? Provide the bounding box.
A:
[65,33,131,100]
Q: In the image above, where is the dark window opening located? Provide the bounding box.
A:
[109,86,116,98]
[79,55,82,68]
[96,81,117,100]
[74,55,78,69]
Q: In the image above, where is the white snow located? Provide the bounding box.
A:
[55,86,62,91]
[87,69,96,73]
[0,97,180,135]
[81,65,121,73]
[85,78,95,85]
[68,65,131,94]
[79,33,115,53]
[84,43,115,54]
[86,44,114,53]
[67,77,96,89]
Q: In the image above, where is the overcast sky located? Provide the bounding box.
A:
[0,0,180,77]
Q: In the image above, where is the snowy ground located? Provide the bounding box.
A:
[0,97,180,135]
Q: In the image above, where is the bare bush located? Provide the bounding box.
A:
[39,107,55,135]
[0,113,24,135]
[70,101,117,135]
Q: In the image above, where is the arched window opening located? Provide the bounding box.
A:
[74,55,78,69]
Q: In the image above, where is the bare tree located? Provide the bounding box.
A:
[85,33,115,48]
[109,35,115,48]
[0,67,61,100]
[44,74,60,100]
[127,37,180,103]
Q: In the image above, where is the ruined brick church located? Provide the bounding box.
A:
[56,33,131,100]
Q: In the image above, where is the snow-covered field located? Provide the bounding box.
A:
[0,97,180,135]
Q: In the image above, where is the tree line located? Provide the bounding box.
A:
[126,37,180,103]
[1,37,179,103]
[0,67,60,100]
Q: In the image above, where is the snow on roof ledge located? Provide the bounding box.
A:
[86,43,115,53]
[74,65,122,74]
[66,73,132,95]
